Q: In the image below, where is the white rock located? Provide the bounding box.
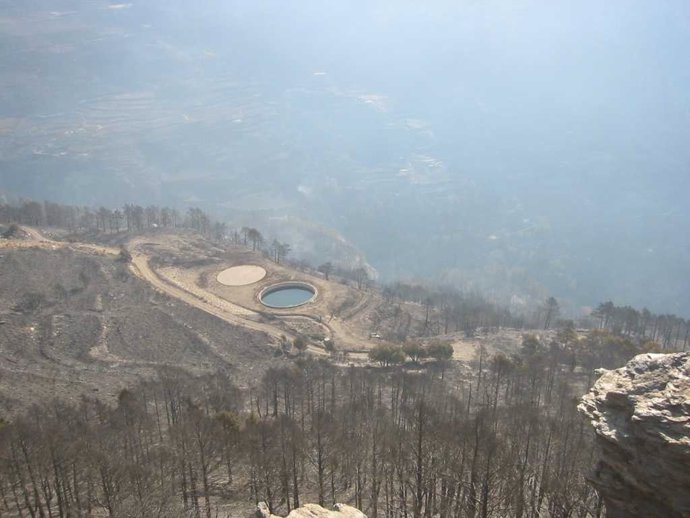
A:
[579,352,690,518]
[256,502,367,518]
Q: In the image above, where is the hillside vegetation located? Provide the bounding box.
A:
[0,201,685,517]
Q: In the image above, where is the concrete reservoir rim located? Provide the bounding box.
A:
[258,282,318,308]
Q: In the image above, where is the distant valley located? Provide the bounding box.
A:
[1,0,689,317]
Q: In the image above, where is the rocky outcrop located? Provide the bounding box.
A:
[256,502,367,518]
[578,353,690,518]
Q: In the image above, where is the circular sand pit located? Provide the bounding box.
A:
[216,265,267,286]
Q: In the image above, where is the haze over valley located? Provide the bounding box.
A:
[2,3,690,517]
[2,0,690,315]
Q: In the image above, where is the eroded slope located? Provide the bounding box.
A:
[0,246,277,414]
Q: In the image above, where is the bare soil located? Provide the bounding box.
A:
[0,237,281,415]
[217,265,266,286]
[128,233,534,364]
[0,227,535,414]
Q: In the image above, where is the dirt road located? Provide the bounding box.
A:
[127,238,286,341]
[2,228,356,358]
[0,228,119,256]
[125,236,375,357]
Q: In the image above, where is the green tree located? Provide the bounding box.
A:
[427,340,453,362]
[2,223,20,239]
[521,334,543,356]
[556,320,577,344]
[427,340,454,378]
[402,341,427,363]
[293,336,308,355]
[368,344,405,367]
[116,245,132,263]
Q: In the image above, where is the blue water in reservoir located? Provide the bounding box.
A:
[261,287,314,307]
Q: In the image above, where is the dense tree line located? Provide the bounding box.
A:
[524,325,662,381]
[379,282,689,353]
[368,340,453,372]
[592,301,689,350]
[0,334,615,518]
[0,199,295,263]
[382,282,525,338]
[0,199,224,238]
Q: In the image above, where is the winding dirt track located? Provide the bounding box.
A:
[127,249,346,357]
[125,237,373,357]
[2,229,359,358]
[127,238,288,342]
[1,230,284,341]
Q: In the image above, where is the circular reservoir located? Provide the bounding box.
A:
[217,265,267,286]
[260,282,317,308]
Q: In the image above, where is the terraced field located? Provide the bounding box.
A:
[0,244,279,415]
